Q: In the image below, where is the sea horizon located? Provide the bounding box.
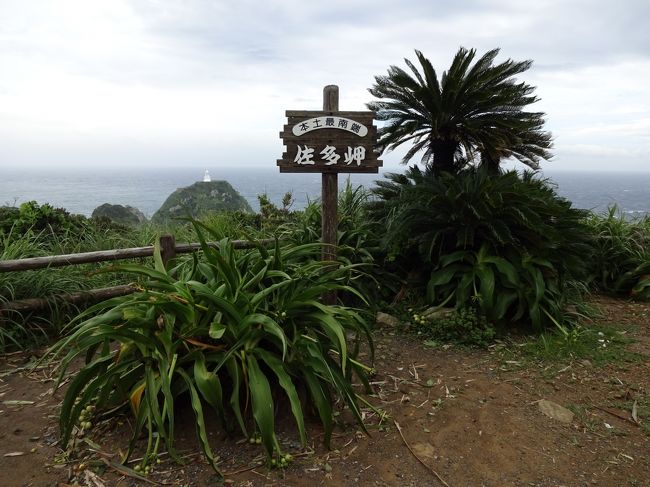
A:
[2,166,650,219]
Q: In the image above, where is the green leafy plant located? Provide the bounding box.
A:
[412,307,496,348]
[279,181,397,306]
[586,207,650,299]
[367,47,552,174]
[0,201,86,236]
[283,181,378,263]
[258,192,297,230]
[48,223,374,476]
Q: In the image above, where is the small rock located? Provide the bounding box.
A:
[422,307,455,320]
[580,359,593,368]
[92,203,147,226]
[538,399,574,424]
[376,312,401,329]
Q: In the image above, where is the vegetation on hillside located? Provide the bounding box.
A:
[151,181,253,223]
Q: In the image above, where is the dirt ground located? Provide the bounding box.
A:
[1,296,649,487]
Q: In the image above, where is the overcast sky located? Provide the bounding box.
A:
[1,0,649,172]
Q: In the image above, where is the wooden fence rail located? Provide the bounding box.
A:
[1,235,274,314]
[0,236,274,273]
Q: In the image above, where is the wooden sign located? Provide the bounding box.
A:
[277,110,382,173]
[278,85,378,304]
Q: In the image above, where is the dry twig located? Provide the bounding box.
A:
[591,404,639,427]
[393,420,450,487]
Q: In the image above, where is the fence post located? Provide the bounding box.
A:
[159,235,176,266]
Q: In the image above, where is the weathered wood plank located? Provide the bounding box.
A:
[1,285,136,313]
[159,234,176,265]
[285,110,375,118]
[0,247,156,272]
[278,96,382,174]
[0,239,274,273]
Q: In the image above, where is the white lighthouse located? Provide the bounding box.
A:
[203,170,211,182]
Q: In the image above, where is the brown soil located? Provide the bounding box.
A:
[1,296,649,487]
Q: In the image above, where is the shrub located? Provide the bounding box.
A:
[258,192,297,230]
[49,224,374,475]
[0,201,86,236]
[586,207,650,299]
[412,307,496,348]
[370,166,593,328]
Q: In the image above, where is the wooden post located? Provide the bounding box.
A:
[159,234,176,266]
[322,85,339,305]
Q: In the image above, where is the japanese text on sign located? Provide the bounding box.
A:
[294,145,366,166]
[291,117,369,137]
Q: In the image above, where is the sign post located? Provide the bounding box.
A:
[321,85,339,271]
[277,85,382,303]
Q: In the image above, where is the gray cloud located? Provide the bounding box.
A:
[0,0,649,171]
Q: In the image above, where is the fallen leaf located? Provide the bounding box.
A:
[4,451,25,457]
[411,442,436,459]
[2,400,35,405]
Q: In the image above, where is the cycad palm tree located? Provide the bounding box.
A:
[367,48,553,174]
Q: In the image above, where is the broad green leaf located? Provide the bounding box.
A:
[241,314,287,359]
[194,354,224,415]
[176,369,221,475]
[59,354,113,445]
[246,355,277,456]
[249,280,293,307]
[483,255,519,285]
[145,365,167,445]
[225,358,247,436]
[477,265,495,311]
[153,238,167,274]
[209,322,227,339]
[308,310,347,371]
[301,367,333,448]
[257,350,307,445]
[428,264,463,288]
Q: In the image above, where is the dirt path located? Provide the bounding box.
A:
[1,296,649,487]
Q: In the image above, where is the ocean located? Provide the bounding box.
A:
[1,166,650,219]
